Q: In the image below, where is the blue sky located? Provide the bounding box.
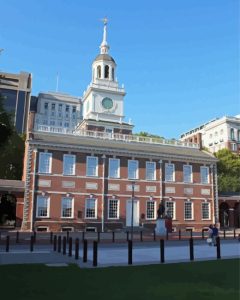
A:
[0,0,239,138]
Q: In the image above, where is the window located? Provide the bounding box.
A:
[165,163,175,182]
[38,152,52,173]
[231,143,237,151]
[128,160,139,179]
[63,154,76,175]
[66,105,70,112]
[109,158,120,178]
[72,106,76,113]
[51,103,55,110]
[146,200,156,219]
[87,156,98,176]
[104,65,109,78]
[183,165,192,183]
[230,128,235,140]
[58,104,62,111]
[108,199,119,219]
[184,201,193,220]
[61,197,73,218]
[146,162,156,180]
[85,198,97,218]
[50,120,55,126]
[202,202,210,220]
[200,166,209,184]
[166,201,175,220]
[112,68,115,80]
[97,65,101,78]
[36,196,49,217]
[44,102,48,110]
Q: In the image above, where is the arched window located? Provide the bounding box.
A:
[112,68,115,80]
[104,65,109,79]
[230,128,235,140]
[97,66,101,79]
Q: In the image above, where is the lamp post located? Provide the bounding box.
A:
[131,181,135,241]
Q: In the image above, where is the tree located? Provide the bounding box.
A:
[215,149,240,193]
[0,93,12,147]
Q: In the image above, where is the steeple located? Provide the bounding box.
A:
[100,17,109,54]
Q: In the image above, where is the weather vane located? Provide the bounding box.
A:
[101,17,108,25]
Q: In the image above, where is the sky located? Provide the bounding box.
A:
[0,0,239,138]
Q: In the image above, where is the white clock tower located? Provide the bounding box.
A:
[78,18,133,134]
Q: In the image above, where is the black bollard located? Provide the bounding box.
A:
[126,231,129,242]
[6,236,10,252]
[93,241,98,267]
[30,235,34,252]
[33,231,36,243]
[63,236,66,255]
[140,231,143,242]
[97,231,100,242]
[16,231,19,243]
[53,235,57,251]
[233,228,236,239]
[112,231,115,243]
[82,231,85,242]
[202,229,205,239]
[179,229,181,240]
[166,230,169,240]
[68,237,72,257]
[160,239,165,263]
[75,238,79,260]
[190,229,193,239]
[216,236,221,259]
[223,229,226,239]
[50,232,53,244]
[128,240,133,265]
[67,230,69,243]
[189,238,194,261]
[57,236,62,253]
[153,230,156,241]
[83,239,88,262]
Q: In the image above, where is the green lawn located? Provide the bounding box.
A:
[0,259,239,300]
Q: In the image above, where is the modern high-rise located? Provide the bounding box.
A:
[0,71,32,133]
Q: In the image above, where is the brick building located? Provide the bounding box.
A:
[20,20,218,232]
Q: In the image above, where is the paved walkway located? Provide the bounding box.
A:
[0,240,239,268]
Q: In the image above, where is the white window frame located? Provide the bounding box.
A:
[61,197,74,219]
[202,202,211,220]
[38,152,52,174]
[63,154,76,175]
[165,163,175,182]
[200,166,209,184]
[109,158,120,178]
[166,201,176,220]
[146,200,156,220]
[86,156,98,177]
[184,201,194,220]
[128,160,139,180]
[183,165,192,183]
[85,198,97,219]
[36,195,50,218]
[146,161,156,181]
[108,198,119,219]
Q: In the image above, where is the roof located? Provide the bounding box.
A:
[94,54,115,63]
[31,131,218,163]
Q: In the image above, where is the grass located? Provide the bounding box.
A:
[0,259,239,300]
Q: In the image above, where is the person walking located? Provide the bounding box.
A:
[212,224,219,246]
[207,224,213,246]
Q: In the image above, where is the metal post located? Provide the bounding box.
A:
[179,229,181,240]
[53,235,57,251]
[93,241,98,267]
[190,229,193,239]
[83,239,88,262]
[82,231,85,242]
[216,236,221,259]
[30,235,34,252]
[223,229,226,239]
[166,230,169,240]
[189,238,194,261]
[68,237,72,257]
[67,230,69,243]
[112,231,115,243]
[6,236,9,252]
[160,239,165,263]
[131,182,135,241]
[16,231,19,243]
[57,236,61,253]
[75,238,79,260]
[140,231,143,242]
[97,231,100,242]
[233,228,236,239]
[202,229,204,239]
[128,240,133,265]
[126,231,129,241]
[153,230,156,241]
[33,231,36,243]
[63,236,66,255]
[50,232,53,244]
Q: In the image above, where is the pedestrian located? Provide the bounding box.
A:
[207,224,213,246]
[212,224,219,246]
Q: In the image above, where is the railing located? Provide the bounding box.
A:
[35,125,199,149]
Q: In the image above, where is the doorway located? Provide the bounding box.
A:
[0,194,16,227]
[126,199,139,227]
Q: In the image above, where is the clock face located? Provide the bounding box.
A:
[102,97,113,110]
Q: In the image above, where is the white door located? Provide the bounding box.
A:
[126,200,139,226]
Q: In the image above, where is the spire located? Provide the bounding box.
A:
[100,17,110,54]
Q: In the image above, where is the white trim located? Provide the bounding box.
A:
[165,163,175,182]
[36,226,49,232]
[108,158,120,178]
[184,201,194,220]
[128,159,139,180]
[200,166,209,184]
[108,198,120,219]
[166,200,176,220]
[86,156,98,177]
[85,198,97,219]
[61,197,74,218]
[38,152,52,174]
[201,202,211,220]
[146,200,156,220]
[63,154,76,175]
[183,164,193,183]
[145,161,156,181]
[36,195,50,218]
